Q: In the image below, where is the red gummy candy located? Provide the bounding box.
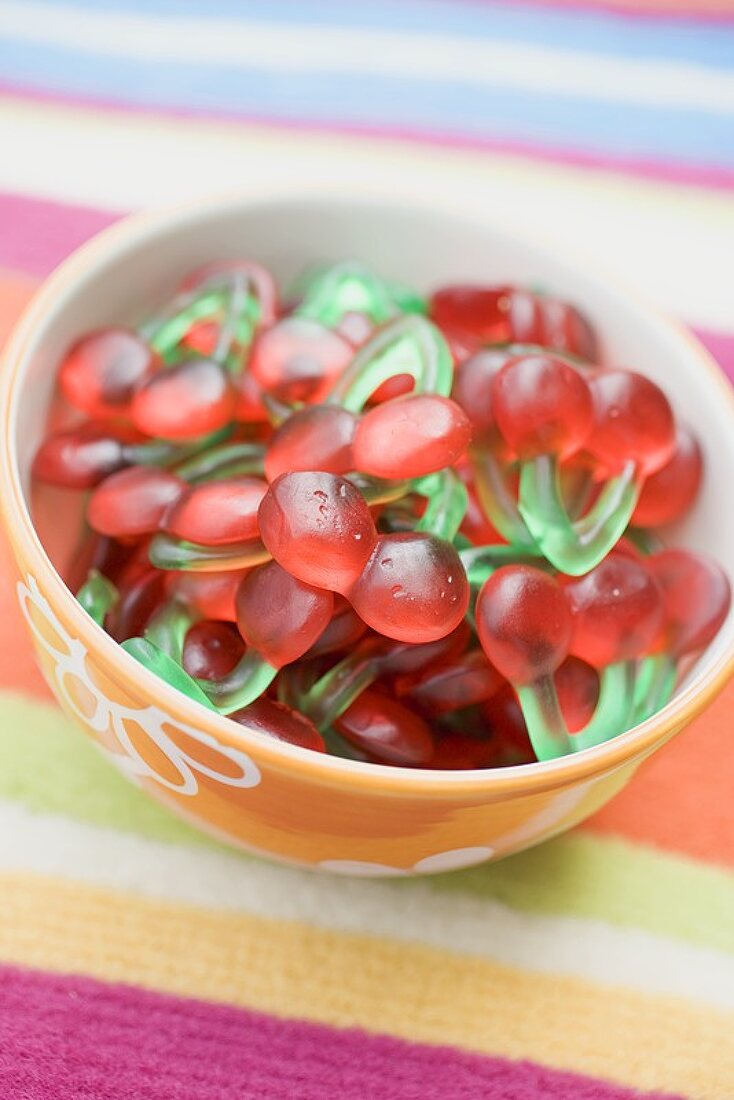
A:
[231,696,326,752]
[335,688,435,766]
[555,656,599,733]
[258,471,376,593]
[131,359,236,441]
[632,425,702,528]
[107,567,167,643]
[349,533,469,644]
[182,620,246,680]
[236,560,334,667]
[352,394,473,480]
[87,466,186,538]
[649,549,731,657]
[59,328,156,419]
[491,354,593,460]
[32,423,130,489]
[451,348,515,435]
[249,316,353,403]
[587,369,675,476]
[167,569,245,621]
[564,552,664,669]
[164,477,268,546]
[305,596,367,657]
[400,649,503,714]
[264,406,358,482]
[476,565,573,684]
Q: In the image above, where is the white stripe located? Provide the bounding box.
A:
[1,0,733,114]
[0,97,731,330]
[1,800,732,1008]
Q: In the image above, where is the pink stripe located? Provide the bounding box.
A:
[693,327,734,384]
[464,0,734,22]
[0,963,683,1100]
[3,83,734,193]
[0,190,119,277]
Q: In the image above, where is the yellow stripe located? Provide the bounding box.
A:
[1,871,731,1096]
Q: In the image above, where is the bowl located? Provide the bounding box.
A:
[2,192,733,877]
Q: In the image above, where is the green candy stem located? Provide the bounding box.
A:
[295,261,398,327]
[519,455,640,576]
[197,649,277,715]
[125,425,235,472]
[144,600,196,665]
[121,637,217,711]
[517,676,572,761]
[149,534,271,573]
[414,470,468,542]
[459,544,544,588]
[298,645,381,732]
[352,475,413,508]
[632,653,677,725]
[570,661,636,752]
[518,661,638,762]
[471,448,537,550]
[327,315,453,413]
[173,442,266,483]
[142,289,227,358]
[76,569,118,628]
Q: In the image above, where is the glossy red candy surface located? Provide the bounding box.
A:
[33,423,129,488]
[107,567,167,643]
[476,566,573,684]
[402,649,503,714]
[587,369,675,476]
[305,596,367,657]
[451,348,514,435]
[131,359,236,441]
[264,406,358,482]
[249,316,353,403]
[555,657,599,733]
[492,354,593,460]
[167,569,244,622]
[231,696,326,752]
[258,471,376,593]
[164,477,268,546]
[236,560,334,668]
[59,328,156,419]
[182,620,246,680]
[87,466,186,538]
[350,533,469,644]
[632,425,702,528]
[335,688,435,766]
[352,394,472,480]
[564,552,664,669]
[649,549,731,657]
[378,621,472,676]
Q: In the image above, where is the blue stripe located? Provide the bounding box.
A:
[2,37,733,169]
[24,0,734,69]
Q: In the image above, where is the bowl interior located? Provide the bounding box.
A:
[11,195,734,704]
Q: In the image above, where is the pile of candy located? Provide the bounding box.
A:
[33,260,731,768]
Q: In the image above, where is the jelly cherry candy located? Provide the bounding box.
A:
[163,477,268,546]
[264,406,358,482]
[166,569,244,621]
[564,552,664,670]
[587,369,675,478]
[59,328,156,418]
[350,532,469,644]
[180,260,278,326]
[378,621,472,675]
[305,596,367,657]
[182,620,245,680]
[234,370,269,424]
[352,394,472,480]
[632,425,702,528]
[399,649,503,714]
[492,354,593,461]
[451,348,517,435]
[230,697,326,752]
[33,423,129,488]
[477,566,572,687]
[555,657,599,734]
[249,316,354,403]
[236,560,334,668]
[258,471,377,593]
[87,467,186,538]
[429,285,598,361]
[428,732,506,770]
[131,358,236,441]
[650,549,731,658]
[107,567,167,643]
[334,689,435,766]
[481,684,534,762]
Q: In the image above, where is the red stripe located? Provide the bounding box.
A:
[0,963,684,1100]
[3,84,734,193]
[465,0,734,22]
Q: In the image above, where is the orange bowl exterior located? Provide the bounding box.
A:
[1,195,733,876]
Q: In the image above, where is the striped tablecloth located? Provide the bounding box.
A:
[1,3,733,1097]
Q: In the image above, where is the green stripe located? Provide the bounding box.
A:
[1,692,733,953]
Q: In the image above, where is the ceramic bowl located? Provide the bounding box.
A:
[2,193,733,876]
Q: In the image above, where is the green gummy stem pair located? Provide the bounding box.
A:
[293,262,425,327]
[148,535,271,573]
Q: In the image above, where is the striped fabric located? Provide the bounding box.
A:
[0,2,733,1097]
